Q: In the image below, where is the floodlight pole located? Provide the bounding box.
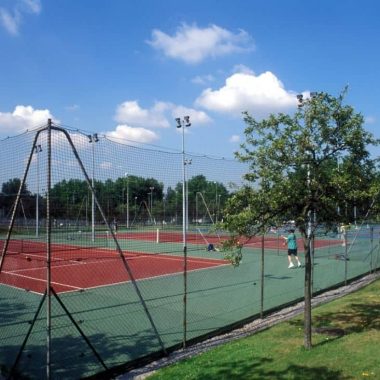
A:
[88,133,99,242]
[149,186,154,223]
[34,144,42,238]
[214,181,218,223]
[175,115,191,348]
[125,173,129,228]
[297,94,313,241]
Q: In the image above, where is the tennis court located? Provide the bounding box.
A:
[0,238,228,294]
[1,125,378,380]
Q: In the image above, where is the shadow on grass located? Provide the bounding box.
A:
[183,356,350,380]
[313,301,380,333]
[286,299,380,349]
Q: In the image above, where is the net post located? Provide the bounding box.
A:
[156,228,160,243]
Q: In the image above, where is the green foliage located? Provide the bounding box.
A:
[220,88,380,348]
[223,89,379,242]
[219,236,243,267]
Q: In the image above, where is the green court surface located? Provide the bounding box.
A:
[1,230,379,379]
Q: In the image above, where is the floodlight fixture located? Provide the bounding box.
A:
[34,144,42,153]
[175,118,182,128]
[88,133,99,143]
[184,116,191,127]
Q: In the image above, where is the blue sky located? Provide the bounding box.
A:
[0,0,379,158]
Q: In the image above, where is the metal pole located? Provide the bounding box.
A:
[181,123,188,347]
[149,186,154,224]
[176,116,191,348]
[126,175,129,228]
[370,226,374,273]
[35,145,41,238]
[260,233,264,318]
[88,133,98,242]
[344,231,348,285]
[91,141,95,242]
[214,182,217,223]
[46,118,52,380]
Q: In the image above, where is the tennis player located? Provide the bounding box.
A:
[283,229,301,268]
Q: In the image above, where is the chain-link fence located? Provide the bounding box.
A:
[0,123,379,379]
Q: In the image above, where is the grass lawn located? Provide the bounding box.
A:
[148,277,380,380]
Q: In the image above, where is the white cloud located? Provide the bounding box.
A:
[191,74,215,85]
[232,64,254,75]
[21,0,41,14]
[171,105,212,125]
[229,135,241,143]
[147,23,254,64]
[115,100,171,128]
[65,104,80,112]
[115,100,212,129]
[0,105,56,135]
[0,8,20,35]
[106,125,159,144]
[195,70,297,117]
[365,116,376,125]
[0,0,40,35]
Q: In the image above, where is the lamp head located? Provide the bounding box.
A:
[184,116,191,127]
[175,118,181,128]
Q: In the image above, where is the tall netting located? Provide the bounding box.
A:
[0,122,379,379]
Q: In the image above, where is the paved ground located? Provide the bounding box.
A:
[117,272,380,380]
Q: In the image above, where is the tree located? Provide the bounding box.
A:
[221,90,379,349]
[0,178,33,219]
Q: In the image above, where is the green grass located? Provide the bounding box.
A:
[148,277,380,380]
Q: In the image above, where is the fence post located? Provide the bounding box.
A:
[344,231,348,286]
[260,234,264,318]
[370,226,374,273]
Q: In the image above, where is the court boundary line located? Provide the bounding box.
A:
[1,270,82,291]
[1,251,229,295]
[58,260,231,295]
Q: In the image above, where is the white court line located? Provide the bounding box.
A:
[59,260,230,295]
[1,270,82,291]
[2,252,227,295]
[4,255,122,274]
[122,252,226,266]
[5,252,225,274]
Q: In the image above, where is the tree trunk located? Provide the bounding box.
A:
[304,238,312,349]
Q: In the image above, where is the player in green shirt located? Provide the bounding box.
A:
[283,229,301,268]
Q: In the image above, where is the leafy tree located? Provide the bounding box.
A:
[221,90,379,349]
[0,178,33,219]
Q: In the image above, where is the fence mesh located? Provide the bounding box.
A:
[0,123,379,379]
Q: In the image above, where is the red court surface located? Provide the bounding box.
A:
[116,231,340,251]
[0,243,227,295]
[242,237,340,252]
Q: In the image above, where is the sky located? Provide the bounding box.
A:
[0,0,379,159]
